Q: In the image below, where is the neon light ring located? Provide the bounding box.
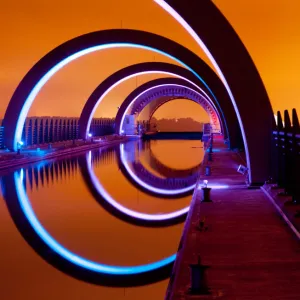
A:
[117,83,222,135]
[78,61,233,141]
[147,139,201,178]
[93,140,199,199]
[3,30,241,153]
[113,74,223,135]
[117,143,199,198]
[154,0,275,184]
[78,150,190,227]
[1,169,176,286]
[114,141,199,199]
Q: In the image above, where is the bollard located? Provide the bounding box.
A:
[198,216,209,231]
[188,256,210,295]
[201,187,212,202]
[205,166,211,176]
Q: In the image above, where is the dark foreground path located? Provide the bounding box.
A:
[167,137,300,299]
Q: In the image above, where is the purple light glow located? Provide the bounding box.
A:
[14,169,176,275]
[197,184,229,190]
[120,144,196,195]
[87,150,190,221]
[153,0,251,180]
[88,71,215,139]
[119,83,221,134]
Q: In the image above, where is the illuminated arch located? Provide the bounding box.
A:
[1,169,175,286]
[147,98,212,126]
[79,149,191,227]
[2,31,241,151]
[3,23,272,183]
[146,141,201,178]
[117,143,198,198]
[80,61,235,142]
[154,0,274,184]
[115,78,221,134]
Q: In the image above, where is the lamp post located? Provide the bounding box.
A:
[205,166,211,176]
[188,256,210,295]
[88,133,93,143]
[17,141,24,154]
[201,180,212,202]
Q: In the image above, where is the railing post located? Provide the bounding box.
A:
[291,109,300,204]
[283,110,292,196]
[276,112,285,189]
[271,113,279,183]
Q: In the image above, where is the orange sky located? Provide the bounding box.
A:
[0,0,299,122]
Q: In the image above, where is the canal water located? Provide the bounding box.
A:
[0,140,204,299]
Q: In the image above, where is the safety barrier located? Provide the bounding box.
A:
[0,117,115,149]
[271,108,300,203]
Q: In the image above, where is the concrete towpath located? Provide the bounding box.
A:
[0,135,128,172]
[166,137,300,299]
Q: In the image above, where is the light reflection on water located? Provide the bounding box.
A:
[0,139,203,300]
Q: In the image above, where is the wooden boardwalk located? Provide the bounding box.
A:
[167,137,300,299]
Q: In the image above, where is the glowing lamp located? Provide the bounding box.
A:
[237,165,248,175]
[14,169,176,275]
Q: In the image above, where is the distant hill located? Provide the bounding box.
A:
[150,117,203,132]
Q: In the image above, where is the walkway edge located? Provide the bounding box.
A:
[165,177,201,300]
[261,186,300,240]
[0,138,127,172]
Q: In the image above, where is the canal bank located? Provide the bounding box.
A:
[0,139,198,300]
[166,137,300,299]
[0,135,128,172]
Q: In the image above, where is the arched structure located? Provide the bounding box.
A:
[146,144,201,178]
[1,169,174,286]
[117,142,198,198]
[115,77,221,134]
[2,29,242,151]
[3,25,272,183]
[79,149,191,227]
[155,0,274,184]
[146,98,209,126]
[79,61,238,142]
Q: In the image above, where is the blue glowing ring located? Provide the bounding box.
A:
[8,41,223,151]
[87,150,190,220]
[119,145,196,196]
[119,83,221,135]
[14,169,176,275]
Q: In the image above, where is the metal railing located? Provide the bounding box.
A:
[0,117,115,149]
[0,126,4,149]
[271,108,300,203]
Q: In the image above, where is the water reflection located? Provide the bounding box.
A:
[118,142,199,197]
[0,140,203,292]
